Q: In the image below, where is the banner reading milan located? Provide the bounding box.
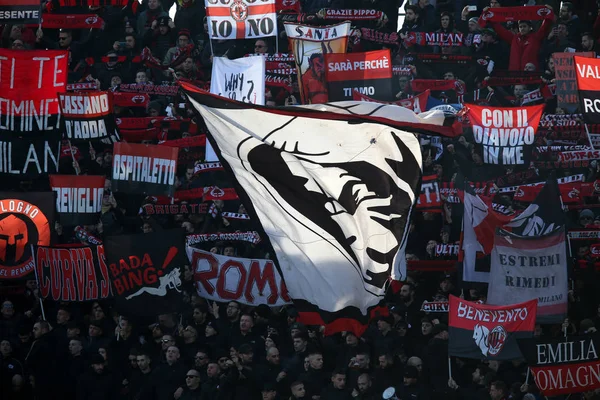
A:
[0,135,61,176]
[449,295,537,360]
[111,142,178,196]
[59,91,120,143]
[0,192,55,279]
[574,55,600,124]
[49,175,105,226]
[0,0,40,24]
[487,228,568,324]
[285,21,351,104]
[0,49,68,135]
[211,56,266,104]
[518,334,600,396]
[34,244,112,301]
[416,174,441,212]
[466,104,544,165]
[205,0,277,40]
[104,230,186,316]
[324,49,392,102]
[353,90,429,114]
[187,247,290,306]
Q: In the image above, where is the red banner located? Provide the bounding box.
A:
[479,6,553,27]
[276,0,300,13]
[34,244,112,301]
[112,92,149,108]
[49,175,105,226]
[0,49,68,135]
[42,13,103,29]
[416,174,441,212]
[465,104,544,165]
[112,143,178,196]
[59,91,120,143]
[158,135,206,148]
[325,50,392,101]
[557,149,600,162]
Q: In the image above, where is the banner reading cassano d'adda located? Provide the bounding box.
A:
[449,295,537,360]
[111,143,178,196]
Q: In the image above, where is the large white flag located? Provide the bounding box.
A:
[182,82,458,335]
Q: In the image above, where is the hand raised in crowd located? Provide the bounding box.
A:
[174,387,184,399]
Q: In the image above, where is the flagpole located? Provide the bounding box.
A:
[67,140,80,175]
[525,367,530,385]
[32,245,47,321]
[447,356,452,380]
[584,123,595,150]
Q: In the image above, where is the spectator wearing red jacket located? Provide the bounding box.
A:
[488,8,554,71]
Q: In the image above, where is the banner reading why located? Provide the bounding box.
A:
[466,104,544,165]
[449,295,537,360]
[59,91,120,143]
[211,56,265,105]
[0,134,61,176]
[553,52,595,113]
[49,175,105,226]
[518,334,600,396]
[104,230,186,316]
[574,55,600,124]
[34,244,112,302]
[285,21,351,104]
[0,192,55,279]
[0,49,68,135]
[187,246,290,306]
[487,228,568,324]
[0,0,40,24]
[324,49,392,102]
[112,142,178,196]
[205,0,277,40]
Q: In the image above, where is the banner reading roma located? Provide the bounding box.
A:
[0,0,40,24]
[34,244,112,301]
[487,228,568,324]
[59,91,120,143]
[324,49,392,102]
[285,21,351,104]
[465,103,544,165]
[0,49,68,135]
[205,0,277,40]
[112,142,178,196]
[518,334,600,396]
[186,246,290,306]
[49,175,105,226]
[574,55,600,124]
[104,230,186,316]
[448,295,537,360]
[0,192,55,279]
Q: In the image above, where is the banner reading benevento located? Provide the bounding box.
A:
[33,244,112,302]
[205,0,277,40]
[518,334,600,397]
[49,175,105,227]
[0,192,55,279]
[324,49,392,102]
[0,49,68,135]
[449,295,537,360]
[58,91,120,143]
[112,142,178,196]
[487,228,568,324]
[104,230,186,316]
[465,104,544,165]
[211,56,266,105]
[574,55,600,124]
[0,0,40,24]
[187,247,291,306]
[285,21,351,104]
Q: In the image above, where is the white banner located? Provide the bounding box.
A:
[487,228,568,324]
[186,246,291,306]
[205,0,277,40]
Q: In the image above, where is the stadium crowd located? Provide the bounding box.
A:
[1,0,600,399]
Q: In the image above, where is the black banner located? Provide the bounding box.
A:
[59,91,120,144]
[0,192,56,279]
[34,244,112,301]
[49,175,105,226]
[518,334,600,396]
[0,135,61,176]
[104,230,186,316]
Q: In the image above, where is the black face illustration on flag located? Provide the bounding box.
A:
[182,84,458,335]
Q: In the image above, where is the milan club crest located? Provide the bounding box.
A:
[85,16,98,24]
[537,7,552,17]
[230,1,249,22]
[473,324,507,356]
[482,10,494,20]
